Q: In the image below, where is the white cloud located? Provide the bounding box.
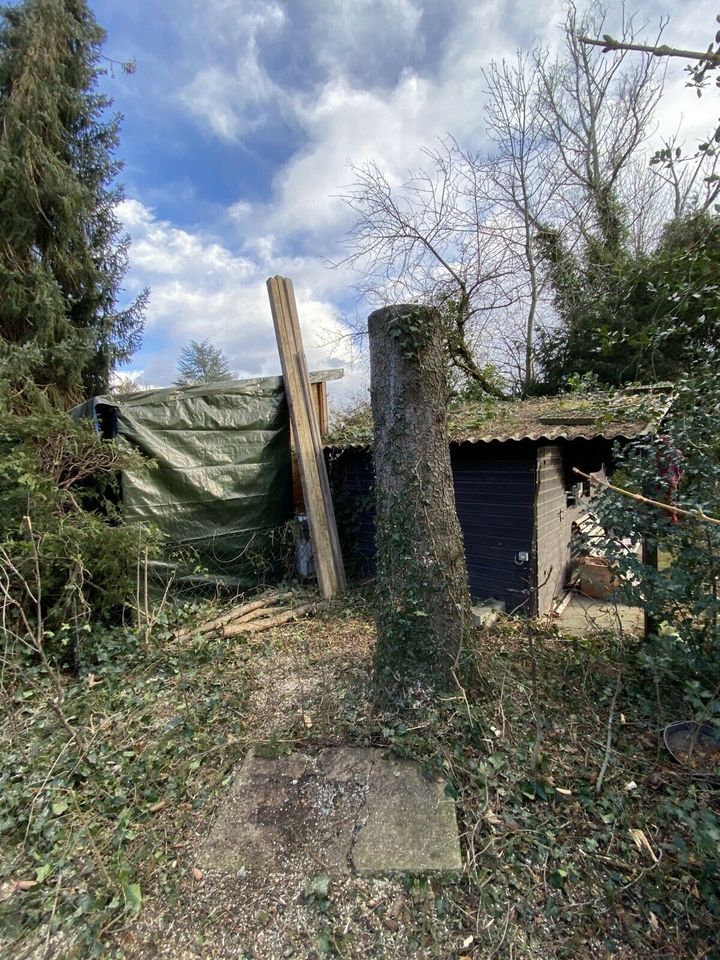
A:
[119,0,714,407]
[178,1,288,140]
[177,0,428,147]
[117,199,360,396]
[233,1,569,239]
[267,73,431,236]
[109,368,154,390]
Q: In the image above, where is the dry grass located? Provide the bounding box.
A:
[3,592,717,959]
[127,595,718,959]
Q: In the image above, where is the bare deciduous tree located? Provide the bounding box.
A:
[483,52,557,390]
[339,2,690,396]
[580,11,720,218]
[534,1,667,251]
[649,135,720,219]
[338,144,512,397]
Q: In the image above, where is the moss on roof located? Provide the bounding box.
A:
[324,387,673,448]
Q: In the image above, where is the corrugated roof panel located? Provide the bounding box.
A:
[324,387,673,448]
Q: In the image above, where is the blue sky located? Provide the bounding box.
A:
[90,0,714,402]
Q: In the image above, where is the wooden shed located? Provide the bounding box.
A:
[325,387,672,616]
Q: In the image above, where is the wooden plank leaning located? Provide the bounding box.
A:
[266,276,346,598]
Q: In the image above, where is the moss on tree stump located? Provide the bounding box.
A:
[368,304,471,689]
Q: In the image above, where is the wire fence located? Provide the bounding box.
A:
[141,517,314,611]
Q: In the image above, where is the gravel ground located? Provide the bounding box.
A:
[124,606,473,959]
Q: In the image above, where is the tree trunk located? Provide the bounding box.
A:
[368,304,471,688]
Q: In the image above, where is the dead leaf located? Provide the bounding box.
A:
[629,828,658,863]
[649,911,659,931]
[15,880,38,891]
[192,867,203,881]
[388,898,404,919]
[624,780,638,792]
[148,799,168,814]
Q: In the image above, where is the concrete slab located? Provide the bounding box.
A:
[198,748,374,874]
[198,747,462,878]
[352,753,462,877]
[557,592,644,636]
[471,604,500,628]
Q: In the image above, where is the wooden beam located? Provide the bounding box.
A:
[267,276,346,598]
[308,368,344,383]
[313,381,329,436]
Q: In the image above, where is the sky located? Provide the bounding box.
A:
[90,0,715,405]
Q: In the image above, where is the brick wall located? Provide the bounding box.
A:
[535,445,573,616]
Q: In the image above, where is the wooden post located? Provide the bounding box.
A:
[642,537,659,639]
[266,276,346,599]
[312,381,329,435]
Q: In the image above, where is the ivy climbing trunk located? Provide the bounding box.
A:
[369,304,471,688]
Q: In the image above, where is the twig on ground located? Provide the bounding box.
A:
[44,869,64,957]
[174,591,296,640]
[596,669,623,793]
[223,604,317,637]
[487,906,512,958]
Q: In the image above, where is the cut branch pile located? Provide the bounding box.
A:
[175,590,317,642]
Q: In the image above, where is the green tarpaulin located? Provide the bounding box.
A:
[73,377,293,574]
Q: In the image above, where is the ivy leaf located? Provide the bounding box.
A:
[123,882,142,915]
[444,782,459,800]
[305,873,331,899]
[315,929,333,954]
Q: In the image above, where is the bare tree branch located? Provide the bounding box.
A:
[579,35,720,65]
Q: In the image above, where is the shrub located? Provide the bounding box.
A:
[588,367,720,710]
[0,406,158,668]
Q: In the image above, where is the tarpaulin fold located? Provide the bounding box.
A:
[72,378,293,574]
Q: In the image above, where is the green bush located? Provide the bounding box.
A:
[587,367,720,712]
[0,406,158,668]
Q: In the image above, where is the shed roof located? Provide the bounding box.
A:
[324,385,673,449]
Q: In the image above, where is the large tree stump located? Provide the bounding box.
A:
[368,305,471,687]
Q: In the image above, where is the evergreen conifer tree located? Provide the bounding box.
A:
[0,0,146,406]
[175,340,234,386]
